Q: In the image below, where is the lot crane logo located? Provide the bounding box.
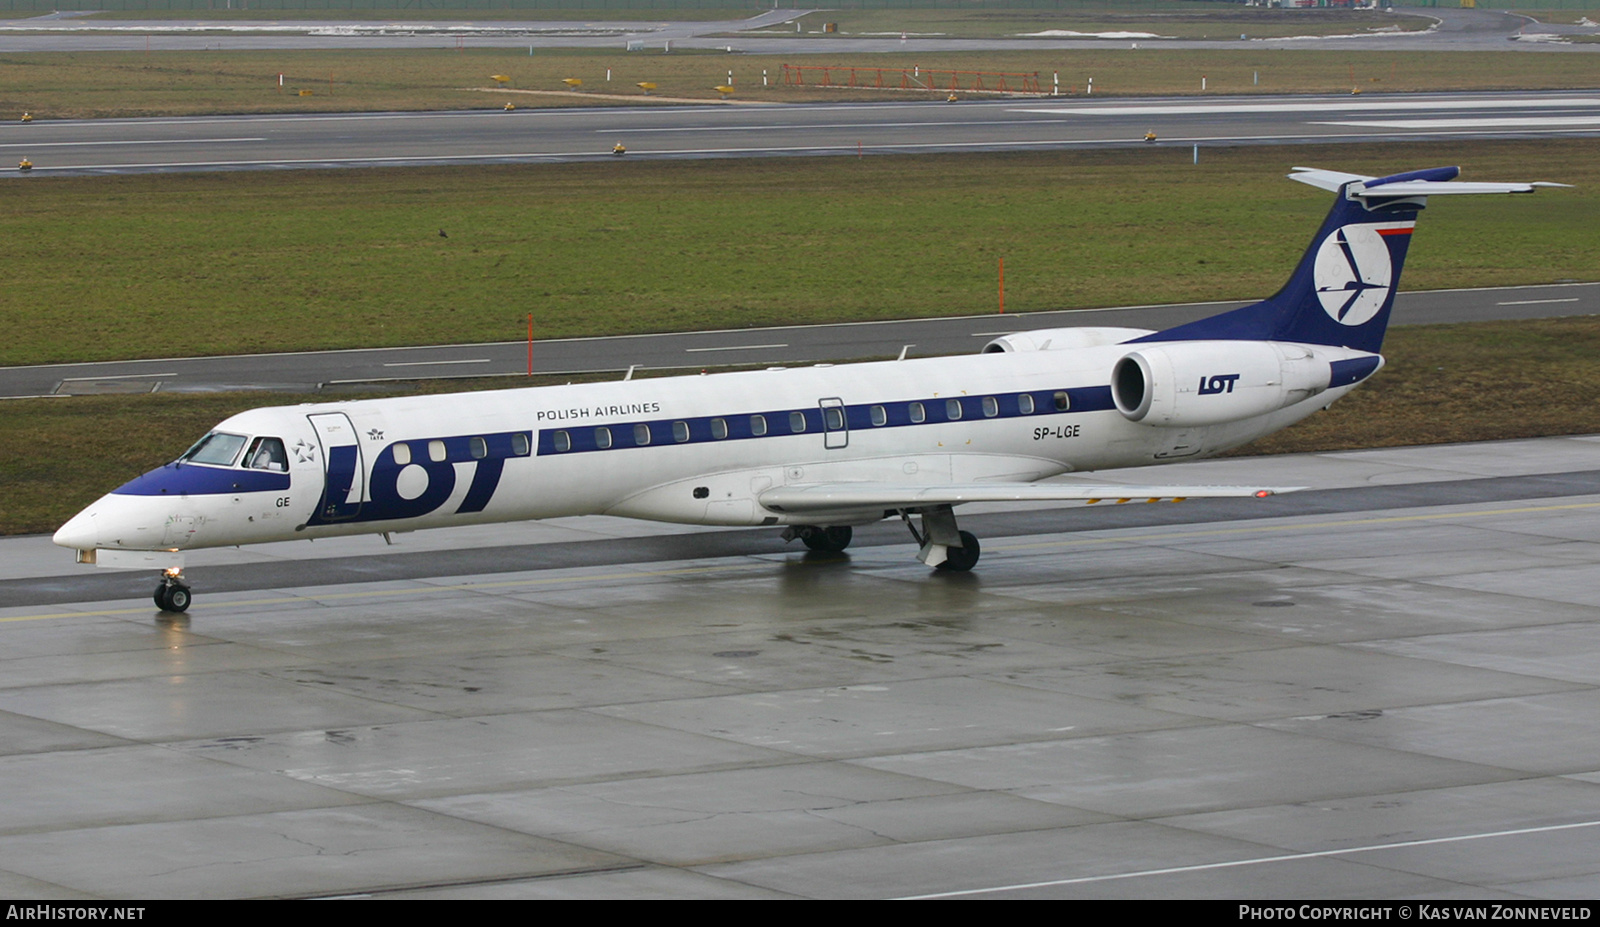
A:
[1313,223,1397,327]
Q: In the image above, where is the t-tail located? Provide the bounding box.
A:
[1134,166,1567,354]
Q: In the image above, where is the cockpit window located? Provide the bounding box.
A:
[245,437,288,472]
[179,431,248,467]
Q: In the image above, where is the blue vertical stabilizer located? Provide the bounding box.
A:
[1132,166,1555,354]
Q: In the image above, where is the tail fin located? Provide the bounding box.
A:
[1134,166,1563,354]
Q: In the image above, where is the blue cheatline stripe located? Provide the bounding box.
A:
[536,386,1114,456]
[114,464,292,497]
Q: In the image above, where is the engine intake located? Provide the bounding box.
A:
[1111,341,1376,427]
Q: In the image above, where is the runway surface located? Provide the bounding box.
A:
[6,281,1596,399]
[6,435,1600,898]
[7,90,1600,175]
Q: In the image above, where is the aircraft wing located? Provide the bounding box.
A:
[758,481,1299,514]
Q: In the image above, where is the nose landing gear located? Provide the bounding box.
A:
[154,570,192,613]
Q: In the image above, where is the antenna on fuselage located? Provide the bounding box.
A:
[624,365,637,381]
[897,345,914,361]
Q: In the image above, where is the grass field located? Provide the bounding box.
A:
[3,140,1594,368]
[7,314,1600,537]
[5,43,1600,118]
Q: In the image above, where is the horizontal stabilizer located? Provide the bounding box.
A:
[1289,166,1568,199]
[1287,167,1371,192]
[759,481,1300,514]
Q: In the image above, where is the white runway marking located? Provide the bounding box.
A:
[0,137,264,150]
[900,818,1600,899]
[1011,98,1600,116]
[600,120,1035,133]
[1315,116,1600,129]
[684,343,789,352]
[381,358,491,367]
[1497,297,1582,306]
[59,372,178,381]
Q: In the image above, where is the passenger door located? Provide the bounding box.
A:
[307,412,365,521]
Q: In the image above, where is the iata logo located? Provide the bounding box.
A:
[1313,224,1396,327]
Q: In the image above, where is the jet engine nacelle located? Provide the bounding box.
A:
[1111,341,1346,427]
[982,327,1155,354]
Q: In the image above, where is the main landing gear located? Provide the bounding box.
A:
[154,569,192,613]
[901,505,980,572]
[784,524,853,553]
[782,505,982,572]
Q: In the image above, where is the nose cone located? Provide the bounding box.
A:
[53,493,170,552]
[54,497,109,551]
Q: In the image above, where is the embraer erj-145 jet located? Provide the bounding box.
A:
[55,166,1561,613]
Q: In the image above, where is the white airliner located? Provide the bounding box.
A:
[54,166,1561,612]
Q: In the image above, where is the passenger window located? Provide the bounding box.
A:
[634,423,652,446]
[512,433,530,456]
[1018,394,1035,415]
[824,407,844,431]
[711,418,728,439]
[751,415,767,437]
[429,440,446,462]
[946,399,963,421]
[470,436,487,460]
[909,402,925,424]
[1054,391,1071,412]
[870,405,887,426]
[595,427,612,450]
[553,431,570,453]
[245,437,288,472]
[982,396,998,418]
[673,421,690,443]
[393,443,412,465]
[789,411,807,433]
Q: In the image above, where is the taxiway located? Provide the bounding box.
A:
[6,90,1600,175]
[5,436,1600,897]
[6,282,1597,399]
